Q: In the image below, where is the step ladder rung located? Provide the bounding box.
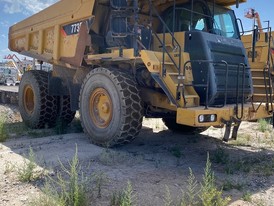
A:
[253,93,274,97]
[252,77,269,80]
[253,85,272,88]
[161,61,174,65]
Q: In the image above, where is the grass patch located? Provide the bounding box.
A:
[222,179,244,191]
[98,149,128,166]
[0,115,8,142]
[229,134,252,146]
[98,149,141,166]
[169,146,183,159]
[258,119,271,133]
[110,181,135,206]
[180,168,200,206]
[211,147,230,164]
[224,154,274,176]
[199,154,231,206]
[29,146,91,206]
[163,186,173,206]
[179,154,230,206]
[242,191,252,202]
[93,172,109,198]
[17,147,42,182]
[4,161,16,175]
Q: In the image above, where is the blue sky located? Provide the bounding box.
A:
[0,0,273,62]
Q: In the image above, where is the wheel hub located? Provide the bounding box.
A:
[23,85,35,114]
[89,88,113,128]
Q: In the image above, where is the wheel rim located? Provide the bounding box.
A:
[24,85,35,114]
[89,88,113,128]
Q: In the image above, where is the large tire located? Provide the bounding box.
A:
[79,67,143,147]
[57,95,76,125]
[19,70,57,129]
[162,117,208,134]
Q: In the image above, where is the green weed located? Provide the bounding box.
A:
[170,146,183,159]
[258,119,271,132]
[229,134,252,146]
[121,181,135,206]
[180,168,199,206]
[4,161,16,175]
[0,115,8,142]
[163,186,173,206]
[222,179,244,191]
[54,147,88,206]
[29,147,92,206]
[224,154,274,176]
[211,147,230,164]
[17,147,40,182]
[200,154,231,206]
[242,191,252,202]
[93,172,109,198]
[28,181,60,206]
[110,181,135,206]
[98,149,141,166]
[110,191,124,206]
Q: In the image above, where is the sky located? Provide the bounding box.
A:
[0,0,273,62]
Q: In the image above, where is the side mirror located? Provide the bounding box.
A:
[237,18,244,36]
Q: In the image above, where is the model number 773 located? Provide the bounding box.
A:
[71,22,83,34]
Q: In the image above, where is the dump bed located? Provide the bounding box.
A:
[9,0,95,66]
[9,0,246,67]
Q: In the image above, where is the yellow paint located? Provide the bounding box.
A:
[9,0,95,64]
[177,103,272,127]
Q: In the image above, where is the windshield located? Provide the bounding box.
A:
[208,3,240,39]
[164,1,240,39]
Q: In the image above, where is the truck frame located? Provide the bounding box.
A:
[8,0,274,147]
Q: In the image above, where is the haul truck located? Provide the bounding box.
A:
[241,9,274,115]
[8,0,274,147]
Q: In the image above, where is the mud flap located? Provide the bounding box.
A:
[222,117,241,142]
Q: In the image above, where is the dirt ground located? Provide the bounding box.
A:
[0,103,274,206]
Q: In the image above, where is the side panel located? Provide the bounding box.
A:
[9,0,95,65]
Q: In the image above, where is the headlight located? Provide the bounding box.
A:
[199,115,205,122]
[210,114,216,122]
[198,114,217,123]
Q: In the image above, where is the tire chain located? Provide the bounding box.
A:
[80,68,143,147]
[59,95,76,124]
[28,70,57,128]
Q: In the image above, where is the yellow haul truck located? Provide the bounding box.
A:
[241,11,274,114]
[8,0,273,147]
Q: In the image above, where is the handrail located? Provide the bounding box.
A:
[149,0,182,79]
[236,63,245,119]
[266,26,273,113]
[183,60,246,118]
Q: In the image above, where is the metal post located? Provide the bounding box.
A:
[133,0,139,56]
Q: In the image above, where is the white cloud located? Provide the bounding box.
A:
[0,20,10,27]
[2,0,58,15]
[1,34,7,38]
